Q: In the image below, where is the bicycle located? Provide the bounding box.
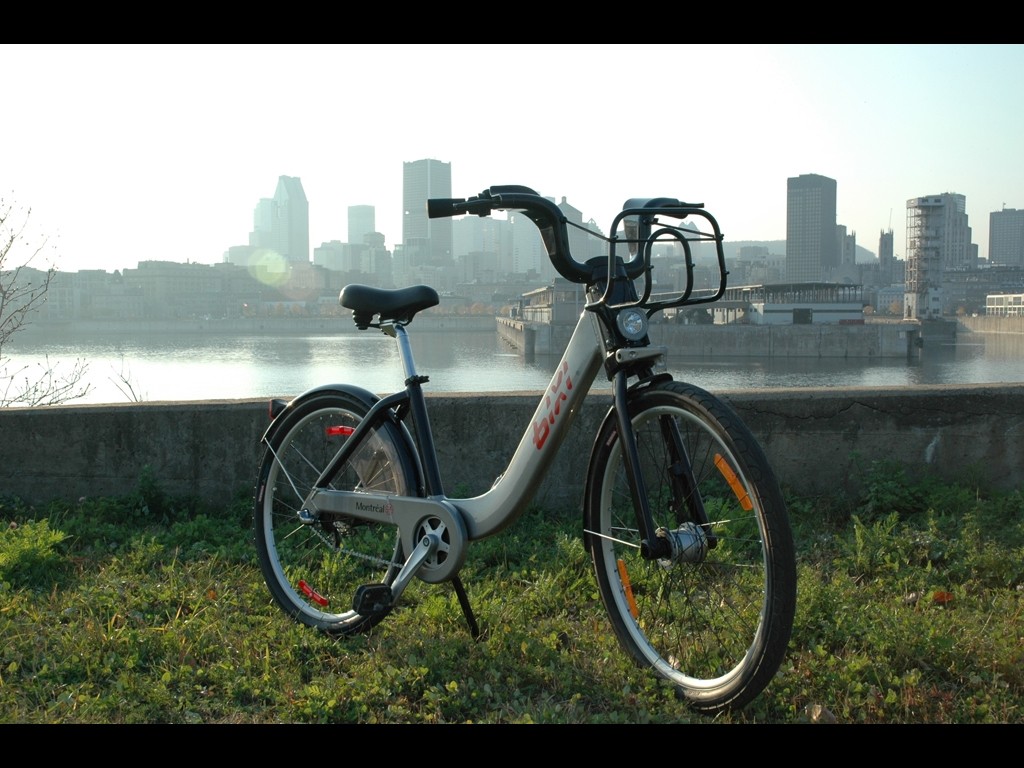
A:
[253,185,797,715]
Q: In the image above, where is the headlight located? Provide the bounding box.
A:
[616,308,648,341]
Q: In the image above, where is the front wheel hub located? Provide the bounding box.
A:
[656,523,709,566]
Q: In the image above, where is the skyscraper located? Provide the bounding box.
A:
[989,207,1024,267]
[785,174,838,283]
[402,159,452,266]
[348,205,376,246]
[878,229,894,285]
[905,193,973,319]
[249,175,310,265]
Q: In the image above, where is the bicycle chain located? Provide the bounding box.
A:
[306,519,396,568]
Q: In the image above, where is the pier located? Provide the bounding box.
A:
[497,315,932,359]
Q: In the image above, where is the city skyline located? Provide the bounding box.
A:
[4,44,1022,274]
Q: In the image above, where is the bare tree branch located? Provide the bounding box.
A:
[110,356,145,403]
[0,355,92,407]
[1,193,92,407]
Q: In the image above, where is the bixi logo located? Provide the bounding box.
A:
[532,361,573,450]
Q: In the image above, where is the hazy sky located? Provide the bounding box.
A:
[4,44,1022,274]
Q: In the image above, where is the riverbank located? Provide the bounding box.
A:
[20,314,499,336]
[24,314,1022,344]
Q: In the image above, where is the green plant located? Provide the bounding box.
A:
[0,518,67,588]
[0,466,1022,724]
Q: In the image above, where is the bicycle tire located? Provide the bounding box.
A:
[254,390,418,636]
[584,380,796,714]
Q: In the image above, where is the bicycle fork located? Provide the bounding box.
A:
[611,370,715,564]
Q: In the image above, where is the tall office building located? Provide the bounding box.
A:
[402,159,452,266]
[785,174,838,283]
[989,207,1024,267]
[348,205,376,246]
[249,175,310,265]
[878,229,895,286]
[904,193,973,319]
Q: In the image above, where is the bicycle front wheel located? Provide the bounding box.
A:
[254,391,418,636]
[584,380,796,714]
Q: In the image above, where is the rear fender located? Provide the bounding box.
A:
[261,384,423,488]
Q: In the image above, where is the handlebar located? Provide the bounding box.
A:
[428,185,728,309]
[428,185,587,282]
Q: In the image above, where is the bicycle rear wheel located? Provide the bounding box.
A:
[254,391,418,636]
[584,380,796,714]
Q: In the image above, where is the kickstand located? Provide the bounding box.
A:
[451,575,480,639]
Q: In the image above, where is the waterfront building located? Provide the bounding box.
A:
[986,293,1024,316]
[733,246,785,285]
[312,240,351,272]
[942,265,1024,316]
[120,261,259,320]
[713,282,866,325]
[225,244,258,268]
[876,284,906,316]
[989,207,1024,267]
[905,193,975,319]
[516,278,586,325]
[785,174,838,283]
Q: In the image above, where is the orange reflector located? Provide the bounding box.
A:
[617,559,639,619]
[714,453,753,511]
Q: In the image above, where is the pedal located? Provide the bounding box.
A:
[353,583,393,615]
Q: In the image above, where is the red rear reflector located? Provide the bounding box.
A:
[326,425,355,437]
[299,579,329,607]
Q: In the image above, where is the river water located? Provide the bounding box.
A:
[6,328,1024,406]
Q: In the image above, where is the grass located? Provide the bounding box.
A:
[1,461,1022,724]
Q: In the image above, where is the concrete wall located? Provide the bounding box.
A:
[2,385,1022,512]
[959,315,1024,334]
[648,322,919,358]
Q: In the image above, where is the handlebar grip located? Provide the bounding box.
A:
[428,185,594,284]
[427,196,498,219]
[426,198,466,219]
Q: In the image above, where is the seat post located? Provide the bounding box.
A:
[390,323,445,497]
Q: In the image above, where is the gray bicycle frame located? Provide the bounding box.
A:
[301,306,665,547]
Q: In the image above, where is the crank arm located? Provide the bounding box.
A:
[352,532,439,616]
[387,532,440,604]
